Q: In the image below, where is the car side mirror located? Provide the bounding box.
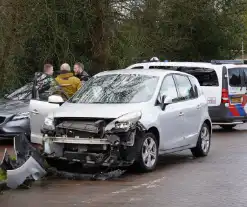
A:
[160,95,173,110]
[81,76,89,81]
[48,95,64,105]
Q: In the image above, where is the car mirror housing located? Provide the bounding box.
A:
[160,95,173,110]
[48,95,64,104]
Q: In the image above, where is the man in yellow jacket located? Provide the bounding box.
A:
[55,63,82,97]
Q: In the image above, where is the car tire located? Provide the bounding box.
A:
[191,123,211,157]
[220,125,236,130]
[134,132,158,172]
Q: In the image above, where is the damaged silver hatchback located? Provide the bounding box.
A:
[30,69,212,172]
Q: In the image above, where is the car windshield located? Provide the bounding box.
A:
[6,72,59,101]
[6,83,33,100]
[69,74,159,104]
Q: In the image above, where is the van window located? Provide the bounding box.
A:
[149,66,174,69]
[243,68,247,85]
[177,67,219,86]
[228,68,242,87]
[131,66,144,69]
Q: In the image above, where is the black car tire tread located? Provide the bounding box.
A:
[191,123,211,157]
[134,132,158,172]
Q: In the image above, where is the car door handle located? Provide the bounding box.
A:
[196,104,201,109]
[31,109,39,115]
[179,112,184,116]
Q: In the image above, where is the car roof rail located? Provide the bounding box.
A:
[211,60,244,65]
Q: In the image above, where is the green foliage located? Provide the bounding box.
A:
[0,0,247,95]
[0,171,6,182]
[0,169,7,181]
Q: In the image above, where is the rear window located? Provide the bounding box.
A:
[177,67,219,86]
[148,66,219,86]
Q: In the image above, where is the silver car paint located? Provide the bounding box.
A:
[30,69,211,154]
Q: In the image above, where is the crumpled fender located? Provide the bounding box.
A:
[0,133,47,189]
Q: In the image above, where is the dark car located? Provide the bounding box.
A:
[0,83,32,140]
[0,72,64,141]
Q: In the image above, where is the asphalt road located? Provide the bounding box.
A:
[1,125,247,207]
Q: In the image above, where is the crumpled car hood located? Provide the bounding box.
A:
[0,99,29,115]
[52,102,148,119]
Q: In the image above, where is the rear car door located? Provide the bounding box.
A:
[173,74,201,144]
[157,75,185,150]
[227,67,247,117]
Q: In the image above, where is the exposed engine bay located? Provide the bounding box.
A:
[0,113,146,189]
[42,117,146,169]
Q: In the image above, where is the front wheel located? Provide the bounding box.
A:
[191,123,211,157]
[134,132,158,172]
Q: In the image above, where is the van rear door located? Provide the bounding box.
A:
[227,67,247,117]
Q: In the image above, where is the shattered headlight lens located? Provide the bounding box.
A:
[105,111,142,132]
[12,112,30,121]
[42,117,55,131]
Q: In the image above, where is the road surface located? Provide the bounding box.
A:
[1,125,247,207]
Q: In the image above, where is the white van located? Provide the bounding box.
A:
[126,60,247,130]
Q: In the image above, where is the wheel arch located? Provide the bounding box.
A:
[147,127,160,147]
[203,119,212,135]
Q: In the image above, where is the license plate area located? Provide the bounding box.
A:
[231,96,242,104]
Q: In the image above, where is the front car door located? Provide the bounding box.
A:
[173,74,201,145]
[29,99,60,144]
[157,74,185,151]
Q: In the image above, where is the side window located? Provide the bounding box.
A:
[36,75,58,102]
[149,66,178,70]
[131,66,144,69]
[228,68,242,87]
[243,68,247,85]
[189,76,199,98]
[174,75,194,100]
[159,75,178,101]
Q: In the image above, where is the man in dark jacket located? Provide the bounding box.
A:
[73,62,90,81]
[32,64,57,100]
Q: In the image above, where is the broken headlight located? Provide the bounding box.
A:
[42,116,55,131]
[105,111,142,132]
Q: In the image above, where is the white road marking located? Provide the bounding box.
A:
[47,176,166,204]
[81,176,166,204]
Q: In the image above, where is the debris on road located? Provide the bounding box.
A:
[0,134,47,189]
[0,133,128,190]
[47,167,126,181]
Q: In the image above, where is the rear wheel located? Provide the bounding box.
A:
[191,123,211,157]
[135,132,158,172]
[220,125,236,130]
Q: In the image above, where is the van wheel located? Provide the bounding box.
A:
[134,133,158,172]
[191,123,211,157]
[220,125,236,130]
